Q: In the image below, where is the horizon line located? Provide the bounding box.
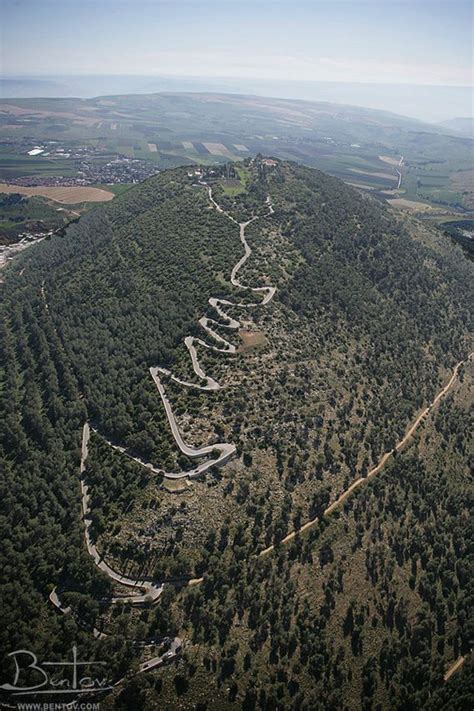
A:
[1,73,472,90]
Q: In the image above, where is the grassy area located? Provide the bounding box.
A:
[235,165,251,185]
[220,179,245,196]
[94,182,133,196]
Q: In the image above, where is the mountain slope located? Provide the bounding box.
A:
[0,158,472,707]
[437,117,474,138]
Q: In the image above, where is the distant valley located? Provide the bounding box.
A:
[1,92,472,212]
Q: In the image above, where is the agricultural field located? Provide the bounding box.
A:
[0,182,114,204]
[1,92,473,212]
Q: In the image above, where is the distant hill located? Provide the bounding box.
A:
[1,158,472,708]
[1,74,472,122]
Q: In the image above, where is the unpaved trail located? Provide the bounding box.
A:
[258,352,473,557]
[444,655,466,681]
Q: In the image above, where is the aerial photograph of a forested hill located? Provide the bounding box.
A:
[1,1,473,710]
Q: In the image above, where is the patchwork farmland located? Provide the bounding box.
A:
[0,92,472,212]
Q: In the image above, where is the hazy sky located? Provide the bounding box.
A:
[1,0,472,87]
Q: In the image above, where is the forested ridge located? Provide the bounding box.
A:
[0,159,472,708]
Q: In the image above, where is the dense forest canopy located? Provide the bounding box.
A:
[0,158,472,709]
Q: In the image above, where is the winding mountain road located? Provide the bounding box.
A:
[97,183,275,481]
[75,185,275,601]
[154,188,275,395]
[395,155,404,190]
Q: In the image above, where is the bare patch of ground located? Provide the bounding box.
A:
[349,168,395,180]
[203,142,232,156]
[0,183,114,204]
[163,479,191,493]
[347,182,376,190]
[387,197,432,211]
[378,155,401,166]
[239,329,267,350]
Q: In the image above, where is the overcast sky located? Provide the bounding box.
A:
[1,0,472,87]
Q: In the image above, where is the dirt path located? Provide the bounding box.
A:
[444,655,466,682]
[259,352,473,557]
